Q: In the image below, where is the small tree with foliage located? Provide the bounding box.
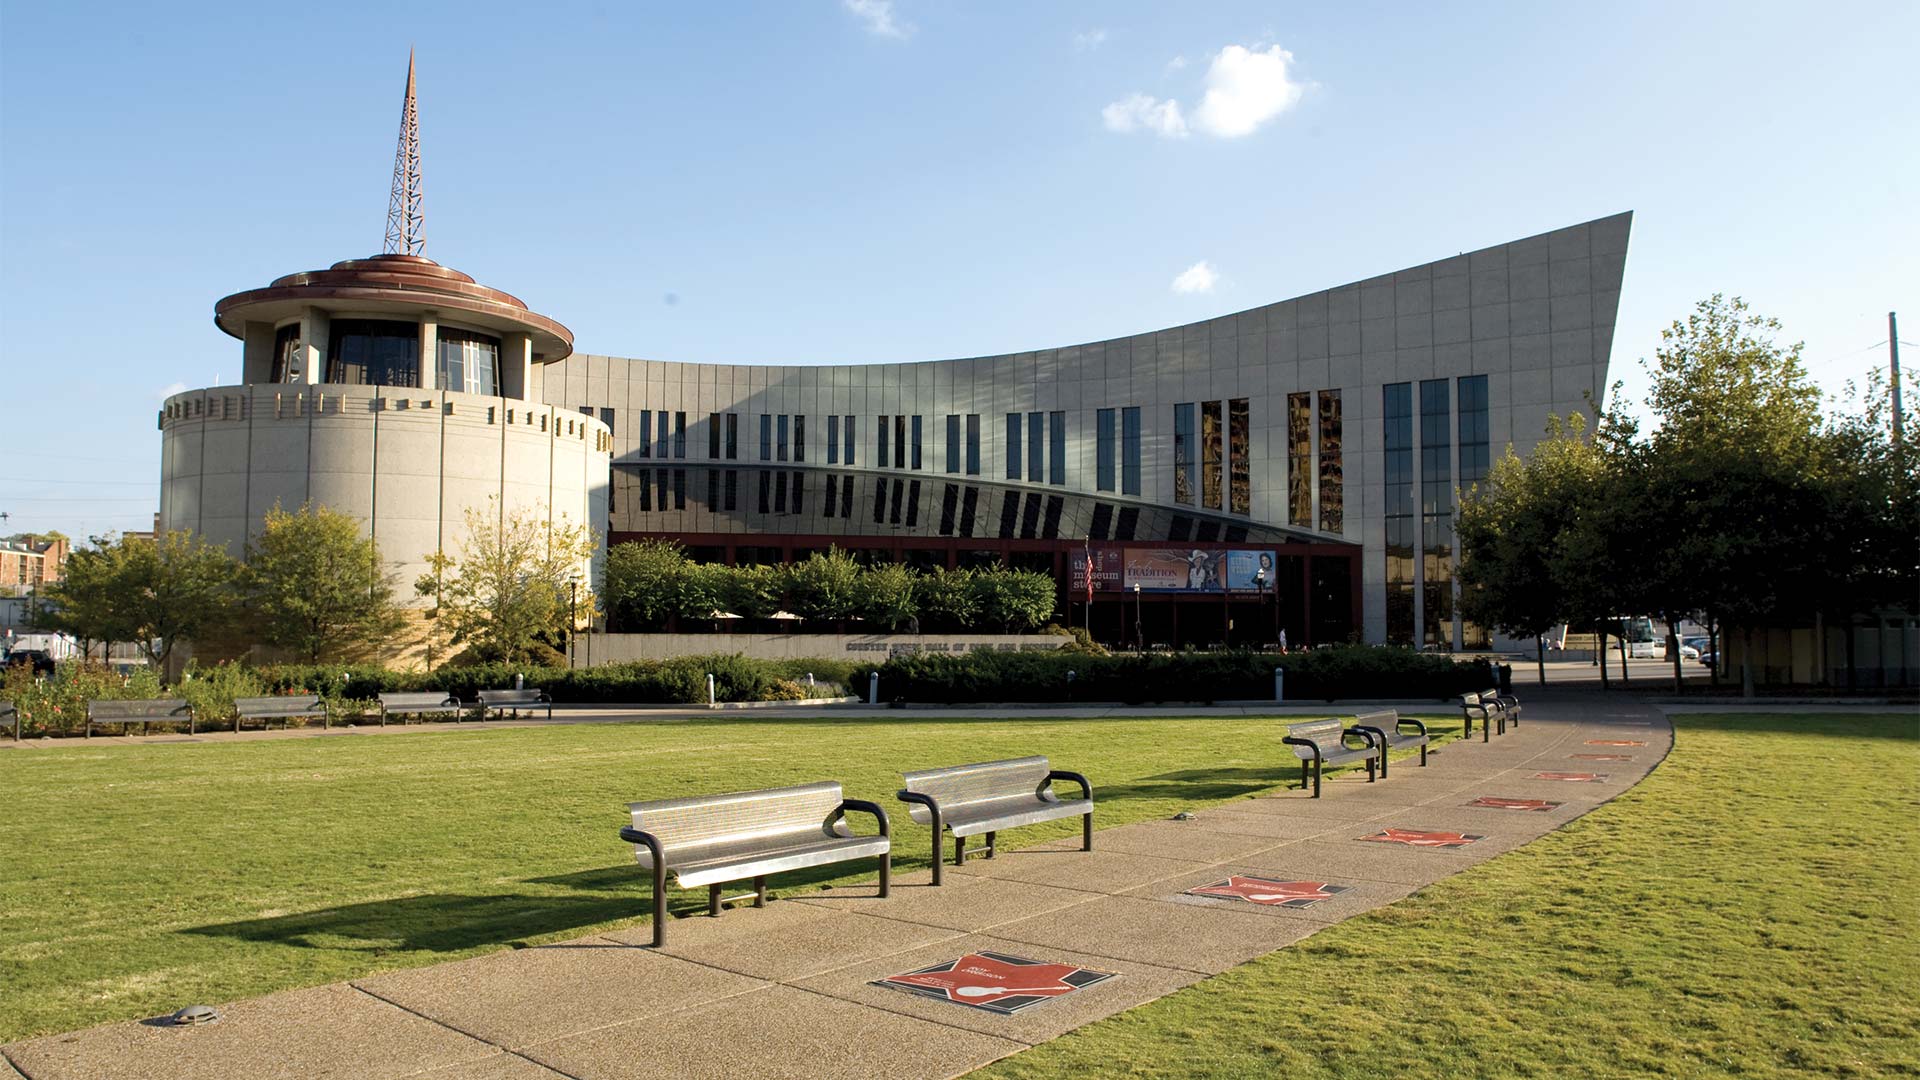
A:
[417,500,599,664]
[786,548,863,623]
[40,531,237,671]
[916,568,981,630]
[858,562,920,630]
[242,504,405,662]
[603,539,694,631]
[972,569,1057,632]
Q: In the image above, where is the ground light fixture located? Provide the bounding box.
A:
[170,1004,218,1026]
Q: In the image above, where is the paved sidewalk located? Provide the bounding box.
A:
[2,700,1670,1080]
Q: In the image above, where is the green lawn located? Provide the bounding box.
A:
[0,713,1450,1042]
[973,713,1920,1080]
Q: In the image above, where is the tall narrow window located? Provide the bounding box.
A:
[910,415,923,470]
[1200,400,1223,510]
[966,414,981,475]
[877,415,890,468]
[600,407,615,439]
[709,413,721,459]
[1384,383,1414,643]
[638,409,653,458]
[725,413,739,460]
[673,412,686,458]
[828,414,840,464]
[1005,413,1022,479]
[843,415,855,465]
[1457,375,1489,492]
[437,329,500,395]
[1027,411,1044,483]
[894,415,907,469]
[1121,406,1141,495]
[724,468,738,510]
[776,414,790,462]
[759,414,773,461]
[1228,398,1250,515]
[1048,411,1065,485]
[1420,379,1452,647]
[656,411,670,460]
[271,323,301,383]
[1287,394,1311,526]
[824,474,839,517]
[1096,408,1117,492]
[945,415,960,473]
[1173,403,1195,505]
[1318,390,1343,533]
[792,415,804,462]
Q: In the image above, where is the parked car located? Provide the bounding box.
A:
[1666,642,1700,662]
[4,649,55,675]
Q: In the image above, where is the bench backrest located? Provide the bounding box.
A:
[379,692,460,710]
[900,756,1052,810]
[627,781,845,859]
[0,700,15,719]
[1283,718,1349,759]
[87,699,192,721]
[1352,708,1399,731]
[477,689,544,706]
[0,700,15,725]
[233,695,326,717]
[1461,692,1487,708]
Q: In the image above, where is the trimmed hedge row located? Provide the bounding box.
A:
[234,656,865,707]
[868,647,1497,704]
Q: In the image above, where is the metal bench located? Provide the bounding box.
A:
[896,756,1093,886]
[0,700,15,742]
[619,781,890,947]
[377,691,464,726]
[1351,709,1429,777]
[1282,717,1381,798]
[1459,689,1514,742]
[476,688,552,721]
[233,694,328,733]
[86,699,196,737]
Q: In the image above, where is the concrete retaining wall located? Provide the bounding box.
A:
[574,632,1066,665]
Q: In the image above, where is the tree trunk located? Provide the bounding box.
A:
[1598,630,1610,689]
[1618,633,1630,685]
[1536,635,1546,686]
[1707,616,1719,687]
[1740,625,1756,698]
[1846,619,1858,692]
[1667,613,1683,695]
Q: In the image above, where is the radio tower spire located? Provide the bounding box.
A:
[383,50,424,256]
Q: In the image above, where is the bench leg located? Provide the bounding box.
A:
[1419,742,1428,766]
[1312,757,1323,799]
[1366,757,1376,782]
[709,884,724,917]
[1482,714,1490,742]
[984,831,996,859]
[753,875,767,908]
[652,861,667,948]
[954,835,966,867]
[1300,760,1310,792]
[1378,748,1388,779]
[878,852,891,898]
[1083,811,1094,852]
[929,820,944,886]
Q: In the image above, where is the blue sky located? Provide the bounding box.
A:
[1,0,1913,536]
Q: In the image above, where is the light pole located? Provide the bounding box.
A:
[1254,567,1269,651]
[1133,582,1143,653]
[568,573,580,669]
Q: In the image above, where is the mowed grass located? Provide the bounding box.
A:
[973,713,1920,1080]
[0,713,1452,1042]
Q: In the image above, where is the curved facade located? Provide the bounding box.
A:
[544,212,1631,648]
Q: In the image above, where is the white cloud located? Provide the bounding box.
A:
[1102,93,1187,137]
[844,0,910,38]
[1104,43,1305,139]
[157,381,188,401]
[1192,44,1305,137]
[1171,261,1218,294]
[1073,28,1107,52]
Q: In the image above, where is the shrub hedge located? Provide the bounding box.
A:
[867,647,1497,704]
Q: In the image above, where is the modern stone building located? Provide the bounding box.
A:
[545,212,1631,649]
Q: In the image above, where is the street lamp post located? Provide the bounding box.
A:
[1133,583,1143,653]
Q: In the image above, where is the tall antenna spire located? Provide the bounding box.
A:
[383,50,424,256]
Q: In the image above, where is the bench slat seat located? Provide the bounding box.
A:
[620,780,889,946]
[1460,690,1515,742]
[1282,717,1381,798]
[377,692,463,726]
[232,695,328,733]
[1,700,18,742]
[86,699,196,737]
[1351,709,1429,776]
[476,688,552,721]
[897,756,1093,885]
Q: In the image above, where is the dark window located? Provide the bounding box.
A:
[905,480,921,527]
[638,467,652,511]
[1169,514,1192,542]
[674,412,686,458]
[326,319,419,387]
[828,414,840,464]
[960,486,980,537]
[911,415,923,470]
[271,323,301,383]
[1089,503,1113,540]
[1028,412,1044,483]
[872,478,887,524]
[1319,390,1344,533]
[945,414,960,473]
[774,470,788,513]
[1121,406,1141,496]
[965,414,981,475]
[793,415,805,463]
[840,473,853,517]
[843,415,855,465]
[672,468,685,509]
[1005,413,1022,479]
[639,409,653,458]
[1288,393,1312,526]
[760,414,773,461]
[709,413,721,459]
[1200,400,1223,510]
[1194,520,1220,543]
[758,470,771,514]
[656,468,670,512]
[998,491,1020,538]
[707,468,719,509]
[1457,375,1489,490]
[1042,495,1063,539]
[725,413,739,460]
[724,468,738,510]
[1229,398,1250,515]
[939,483,958,535]
[1173,403,1195,505]
[1019,492,1042,539]
[776,414,789,462]
[791,470,804,513]
[1420,379,1452,646]
[599,408,615,438]
[894,415,907,469]
[1224,524,1247,543]
[1096,408,1117,492]
[1384,382,1414,644]
[824,474,838,518]
[889,478,905,525]
[656,411,670,460]
[1048,411,1066,485]
[877,415,890,468]
[1114,507,1138,540]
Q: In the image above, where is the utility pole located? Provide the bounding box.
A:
[1891,312,1904,442]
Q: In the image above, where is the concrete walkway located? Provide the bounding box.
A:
[1,700,1671,1080]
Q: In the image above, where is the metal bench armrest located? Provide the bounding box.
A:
[1342,726,1379,750]
[1280,734,1323,762]
[1045,769,1093,801]
[896,789,942,817]
[1399,716,1428,736]
[838,799,891,837]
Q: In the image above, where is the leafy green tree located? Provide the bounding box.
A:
[716,563,787,620]
[786,548,863,623]
[603,539,693,631]
[916,568,981,630]
[40,531,237,671]
[858,562,920,630]
[242,504,404,662]
[972,569,1057,632]
[417,499,598,664]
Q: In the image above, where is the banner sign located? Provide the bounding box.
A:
[1185,876,1349,908]
[1357,827,1483,848]
[1068,549,1124,592]
[1067,548,1285,594]
[876,951,1118,1015]
[1466,796,1561,811]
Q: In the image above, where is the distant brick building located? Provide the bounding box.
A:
[0,535,67,596]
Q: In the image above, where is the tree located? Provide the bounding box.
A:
[858,563,920,630]
[716,563,787,620]
[916,568,981,630]
[242,504,404,662]
[972,569,1057,632]
[40,531,237,671]
[786,548,863,623]
[603,539,694,631]
[417,499,598,665]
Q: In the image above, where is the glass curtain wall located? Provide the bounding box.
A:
[1120,406,1141,495]
[327,319,419,386]
[436,328,499,395]
[1096,408,1116,491]
[1317,390,1343,533]
[1419,379,1452,647]
[1384,383,1414,643]
[1173,403,1195,504]
[1457,375,1491,648]
[1228,398,1250,515]
[1200,400,1223,509]
[1287,393,1312,526]
[966,414,981,475]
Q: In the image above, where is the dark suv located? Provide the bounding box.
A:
[4,649,55,675]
